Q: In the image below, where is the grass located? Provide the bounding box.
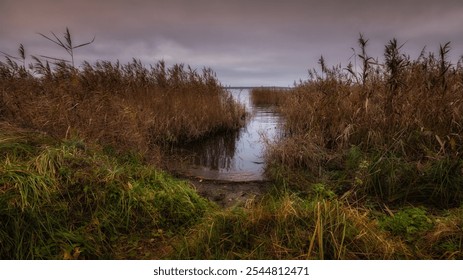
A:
[174,188,410,260]
[1,32,463,260]
[0,126,214,259]
[1,124,462,259]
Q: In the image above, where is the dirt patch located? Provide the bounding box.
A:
[185,177,270,208]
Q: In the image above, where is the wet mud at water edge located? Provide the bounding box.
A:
[185,177,270,208]
[168,89,283,181]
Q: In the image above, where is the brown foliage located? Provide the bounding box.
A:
[250,87,288,107]
[266,38,463,206]
[0,59,245,164]
[271,41,463,165]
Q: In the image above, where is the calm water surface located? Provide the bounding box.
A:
[171,89,282,181]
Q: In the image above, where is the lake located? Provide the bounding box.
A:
[170,89,283,181]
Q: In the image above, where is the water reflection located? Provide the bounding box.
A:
[184,129,240,171]
[170,89,282,181]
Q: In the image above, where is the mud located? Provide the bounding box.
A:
[185,176,270,208]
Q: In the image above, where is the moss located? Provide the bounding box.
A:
[379,207,434,242]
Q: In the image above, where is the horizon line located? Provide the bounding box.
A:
[222,86,293,89]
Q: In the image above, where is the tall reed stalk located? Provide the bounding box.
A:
[266,35,463,207]
[1,31,245,163]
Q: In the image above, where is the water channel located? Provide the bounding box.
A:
[170,89,283,182]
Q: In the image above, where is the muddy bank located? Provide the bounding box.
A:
[184,176,270,208]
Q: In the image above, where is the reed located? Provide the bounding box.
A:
[3,31,463,260]
[0,35,245,164]
[250,87,288,107]
[266,35,463,208]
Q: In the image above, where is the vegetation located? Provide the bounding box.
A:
[0,123,462,259]
[266,37,463,205]
[0,29,245,163]
[176,189,409,259]
[0,124,214,259]
[261,35,463,259]
[1,31,462,259]
[251,87,288,107]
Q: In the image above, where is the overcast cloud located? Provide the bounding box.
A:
[1,0,462,86]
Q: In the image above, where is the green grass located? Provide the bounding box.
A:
[1,127,462,259]
[0,128,213,259]
[174,188,409,260]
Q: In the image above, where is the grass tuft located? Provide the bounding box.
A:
[0,128,213,259]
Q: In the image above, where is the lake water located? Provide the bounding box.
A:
[170,89,282,181]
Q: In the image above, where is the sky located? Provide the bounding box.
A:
[1,0,463,86]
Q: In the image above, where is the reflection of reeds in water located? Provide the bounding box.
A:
[183,129,240,171]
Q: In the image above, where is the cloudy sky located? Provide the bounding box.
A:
[1,0,462,86]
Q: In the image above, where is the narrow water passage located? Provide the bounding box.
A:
[170,89,282,181]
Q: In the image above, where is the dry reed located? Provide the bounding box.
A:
[250,87,288,107]
[1,55,245,164]
[266,36,463,207]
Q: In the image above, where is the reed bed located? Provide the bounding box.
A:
[250,87,288,107]
[258,37,463,258]
[0,52,245,164]
[266,37,463,208]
